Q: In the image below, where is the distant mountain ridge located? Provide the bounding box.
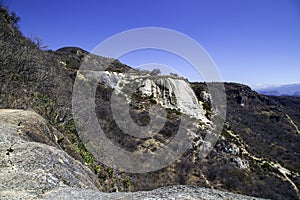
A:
[255,83,300,97]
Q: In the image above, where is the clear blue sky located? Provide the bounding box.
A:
[4,0,300,86]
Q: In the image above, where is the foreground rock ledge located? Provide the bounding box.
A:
[0,109,265,200]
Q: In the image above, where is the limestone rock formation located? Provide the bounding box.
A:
[77,70,209,122]
[0,109,99,199]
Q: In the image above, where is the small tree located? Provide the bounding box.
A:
[0,3,21,28]
[170,73,178,77]
[31,34,48,50]
[10,11,20,26]
[150,68,161,76]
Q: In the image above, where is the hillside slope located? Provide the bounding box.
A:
[0,109,265,200]
[0,6,299,199]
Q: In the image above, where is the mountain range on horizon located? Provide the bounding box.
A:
[254,84,300,97]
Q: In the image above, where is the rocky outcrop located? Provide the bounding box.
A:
[0,109,100,199]
[78,70,209,122]
[42,185,266,200]
[138,77,208,121]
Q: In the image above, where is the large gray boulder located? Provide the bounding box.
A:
[0,109,99,199]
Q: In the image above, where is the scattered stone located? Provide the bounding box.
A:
[231,157,249,169]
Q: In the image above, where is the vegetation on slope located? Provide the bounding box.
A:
[0,4,299,199]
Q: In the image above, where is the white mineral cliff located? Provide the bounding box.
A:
[139,77,208,122]
[79,70,210,123]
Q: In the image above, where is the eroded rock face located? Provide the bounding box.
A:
[0,109,100,199]
[78,70,209,122]
[142,77,208,121]
[0,109,61,146]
